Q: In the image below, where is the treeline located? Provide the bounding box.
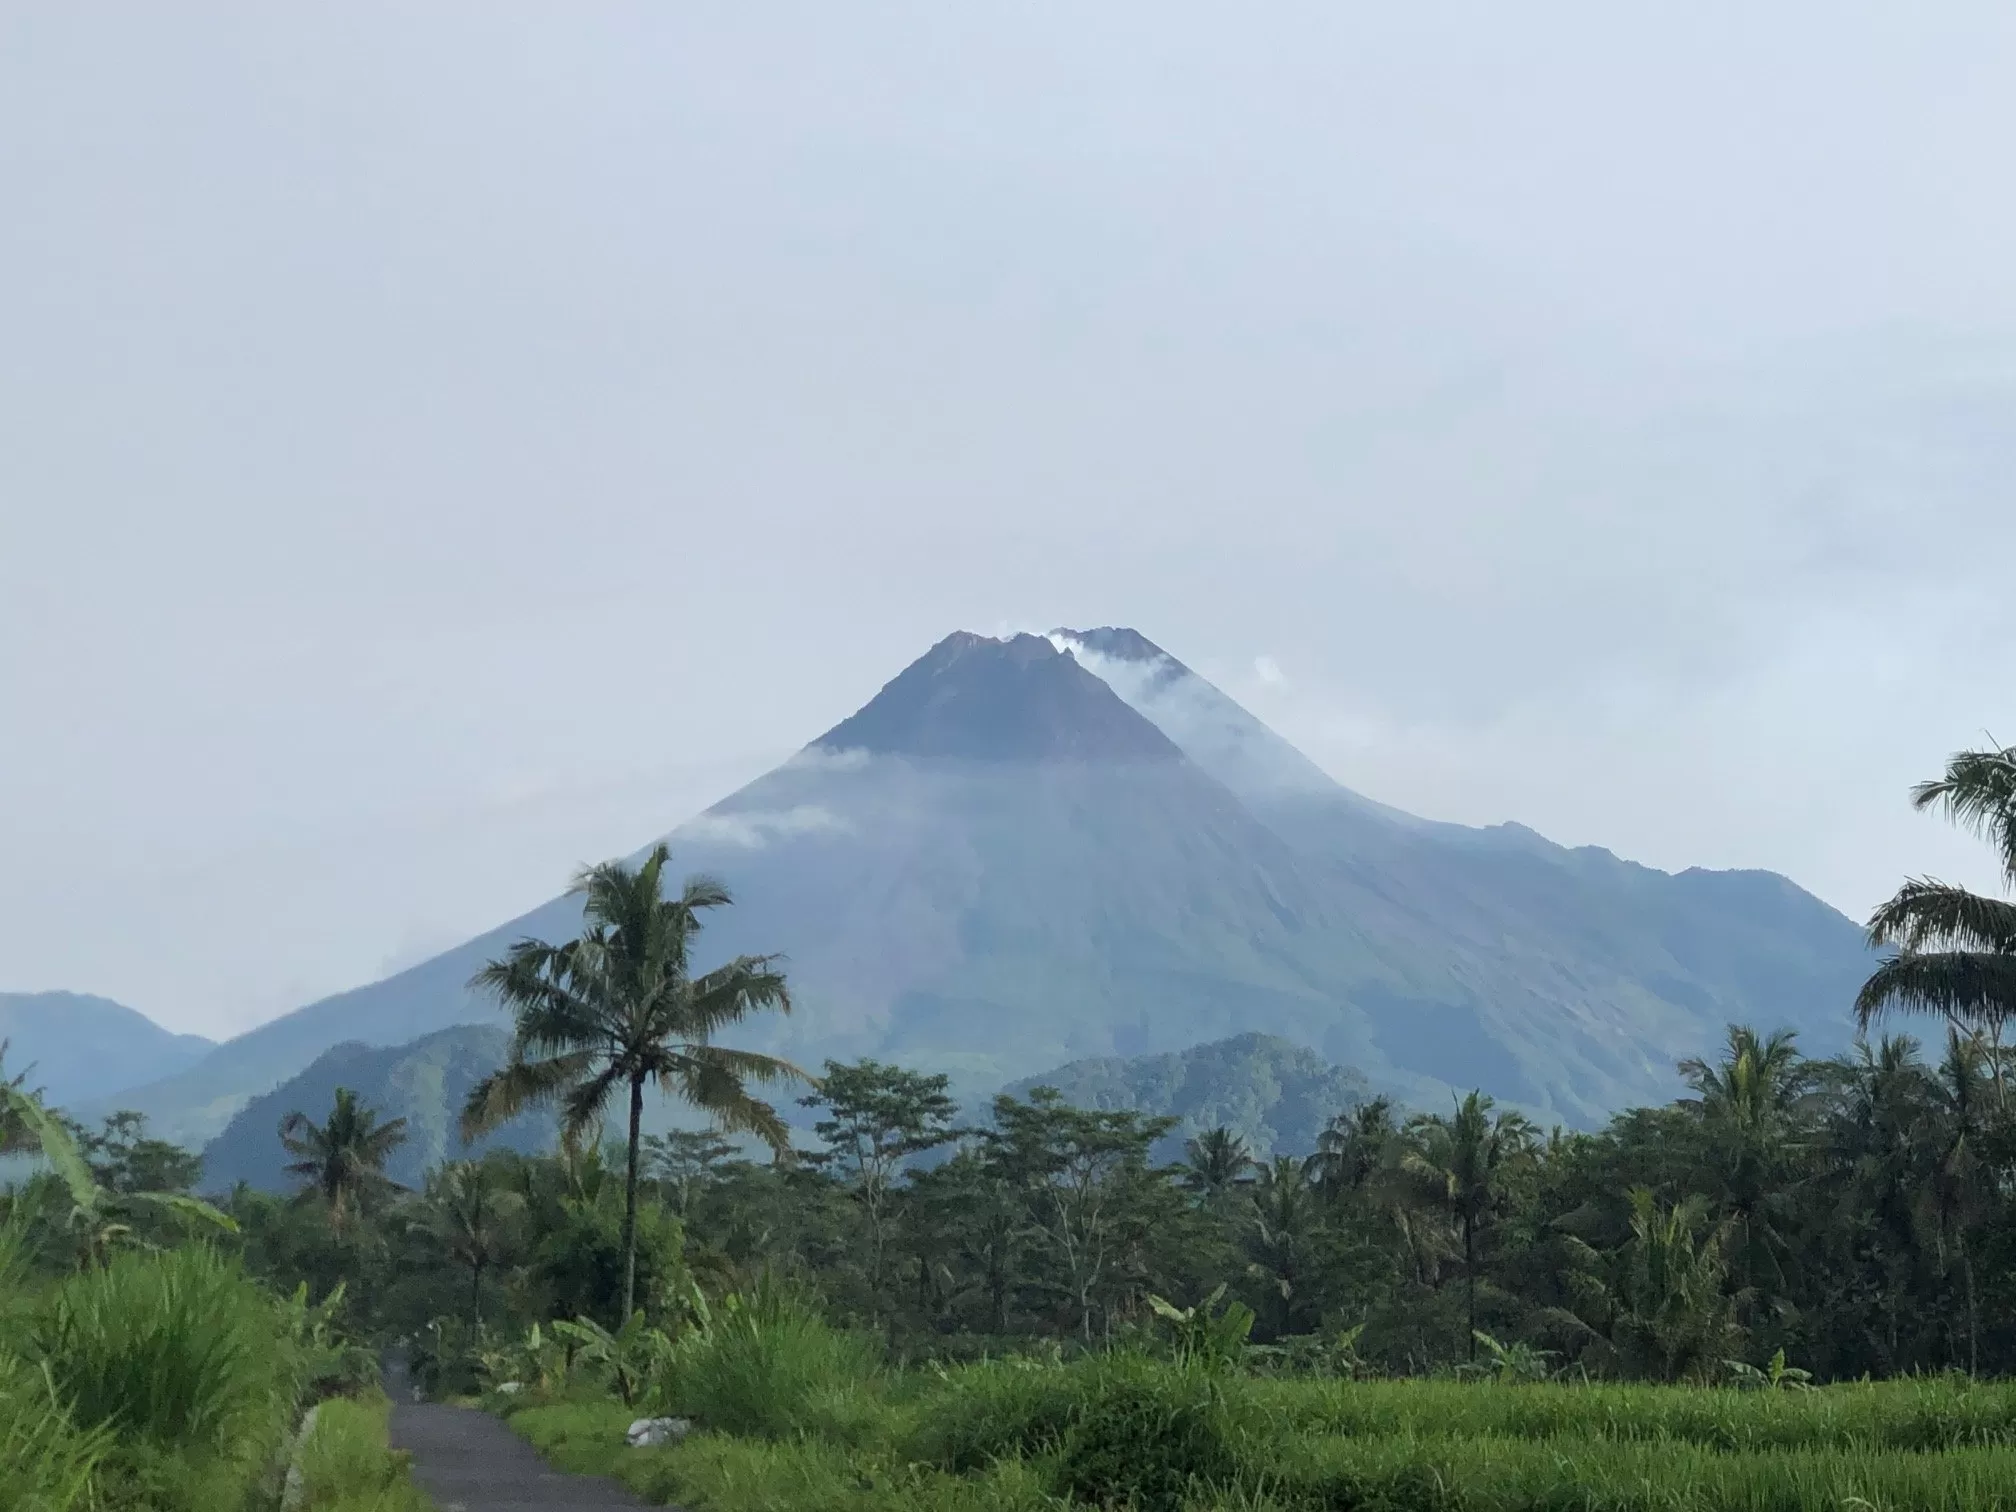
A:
[214,1018,2016,1386]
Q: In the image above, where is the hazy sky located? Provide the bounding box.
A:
[6,6,2016,1039]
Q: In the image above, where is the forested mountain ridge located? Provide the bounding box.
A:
[199,1026,554,1193]
[1003,1032,1376,1161]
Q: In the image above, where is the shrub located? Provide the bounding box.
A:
[36,1245,298,1509]
[905,1357,1085,1472]
[1054,1355,1238,1512]
[0,1349,103,1512]
[292,1394,430,1512]
[659,1273,878,1439]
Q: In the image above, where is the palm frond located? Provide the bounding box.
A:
[1867,879,2016,954]
[460,1050,598,1140]
[683,956,794,1039]
[678,874,734,913]
[676,1043,816,1089]
[669,1055,790,1153]
[362,1117,411,1162]
[1912,744,2016,884]
[1856,951,2016,1032]
[276,1110,324,1160]
[561,1063,626,1141]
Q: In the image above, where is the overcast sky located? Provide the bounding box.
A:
[6,5,2015,1039]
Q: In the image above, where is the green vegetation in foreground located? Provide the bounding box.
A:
[0,1085,428,1512]
[498,1350,2016,1512]
[293,1395,434,1512]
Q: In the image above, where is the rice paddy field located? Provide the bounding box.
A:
[501,1357,2016,1512]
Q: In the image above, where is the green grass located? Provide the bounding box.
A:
[657,1275,883,1441]
[511,1401,1065,1512]
[1270,1429,2016,1511]
[0,1348,104,1512]
[34,1245,301,1510]
[503,1356,2016,1512]
[1243,1373,2016,1453]
[292,1394,433,1512]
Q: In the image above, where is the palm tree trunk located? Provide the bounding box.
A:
[1464,1211,1477,1361]
[621,1072,645,1322]
[1964,1242,1979,1377]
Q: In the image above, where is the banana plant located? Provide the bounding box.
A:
[1145,1283,1256,1372]
[0,1085,235,1264]
[1461,1330,1557,1383]
[1725,1346,1814,1391]
[477,1320,573,1395]
[551,1312,674,1406]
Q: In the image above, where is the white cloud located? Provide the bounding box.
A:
[678,805,851,850]
[781,745,872,773]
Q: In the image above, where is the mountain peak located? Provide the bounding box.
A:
[813,631,1184,762]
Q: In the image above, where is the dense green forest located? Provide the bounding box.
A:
[220,745,2016,1387]
[8,741,2016,1510]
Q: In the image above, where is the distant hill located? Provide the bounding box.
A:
[1004,1032,1375,1160]
[113,626,1870,1147]
[0,992,214,1110]
[199,1025,554,1194]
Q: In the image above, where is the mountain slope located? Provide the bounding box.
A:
[1052,627,1871,1107]
[1005,1033,1375,1161]
[0,992,215,1109]
[199,1026,554,1194]
[112,627,1872,1146]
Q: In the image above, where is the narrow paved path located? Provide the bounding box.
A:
[384,1359,659,1511]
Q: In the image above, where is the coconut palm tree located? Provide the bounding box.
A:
[1304,1095,1398,1199]
[279,1087,409,1233]
[1925,1028,1993,1373]
[462,844,808,1321]
[1858,743,2016,1043]
[1679,1025,1821,1302]
[1397,1091,1536,1360]
[1180,1126,1255,1208]
[1244,1155,1324,1334]
[417,1160,523,1327]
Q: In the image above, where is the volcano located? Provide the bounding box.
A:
[98,629,1871,1145]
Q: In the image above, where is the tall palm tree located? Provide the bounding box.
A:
[1828,1034,1935,1369]
[1678,1025,1820,1301]
[1304,1095,1397,1198]
[1181,1126,1255,1207]
[1398,1090,1535,1359]
[1244,1155,1323,1335]
[279,1087,408,1234]
[1858,743,2016,1043]
[462,843,808,1321]
[1926,1028,1993,1373]
[417,1160,522,1327]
